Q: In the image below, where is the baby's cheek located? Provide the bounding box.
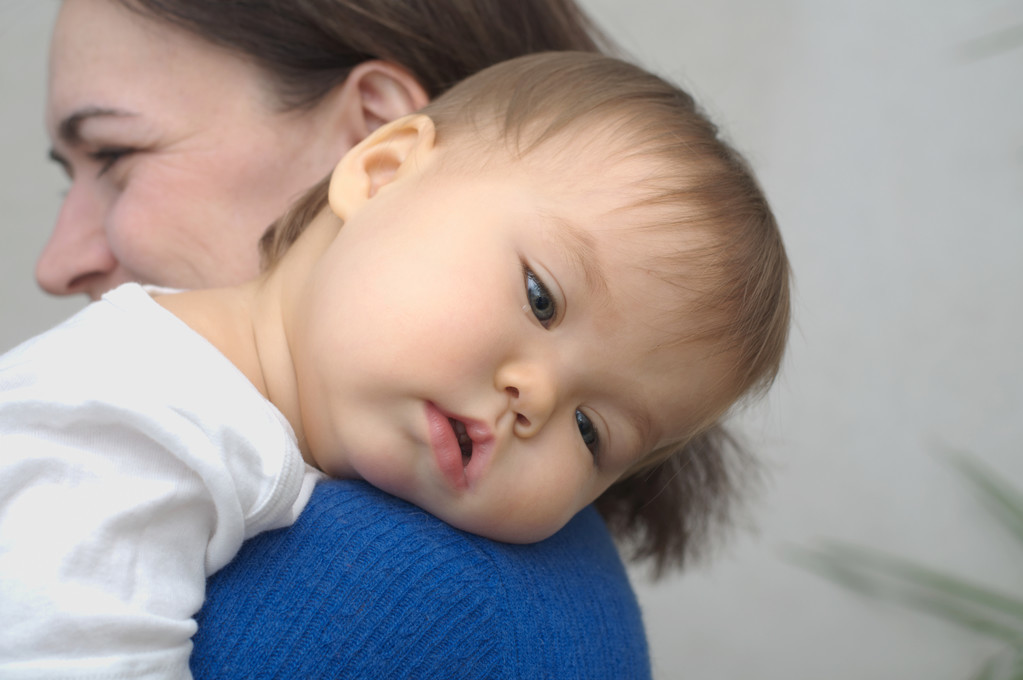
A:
[488,470,590,543]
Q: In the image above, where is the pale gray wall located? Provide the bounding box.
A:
[1,0,80,350]
[2,1,1022,678]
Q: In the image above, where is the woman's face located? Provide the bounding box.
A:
[41,0,349,298]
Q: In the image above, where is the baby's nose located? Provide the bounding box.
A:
[497,362,557,438]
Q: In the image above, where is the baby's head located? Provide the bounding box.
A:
[264,52,789,558]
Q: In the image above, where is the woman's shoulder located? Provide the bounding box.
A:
[192,480,651,680]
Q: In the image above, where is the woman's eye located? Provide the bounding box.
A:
[89,147,134,178]
[524,268,556,328]
[47,150,72,180]
[576,410,599,457]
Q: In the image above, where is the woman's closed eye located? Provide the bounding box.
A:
[524,266,557,328]
[89,147,135,178]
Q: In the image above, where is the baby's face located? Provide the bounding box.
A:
[289,153,720,542]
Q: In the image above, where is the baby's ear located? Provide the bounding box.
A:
[328,114,437,219]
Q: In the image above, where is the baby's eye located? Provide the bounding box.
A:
[524,268,556,328]
[576,410,599,457]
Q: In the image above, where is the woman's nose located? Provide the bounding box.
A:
[35,184,119,299]
[496,360,558,438]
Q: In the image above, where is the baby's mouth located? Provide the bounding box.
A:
[449,418,472,466]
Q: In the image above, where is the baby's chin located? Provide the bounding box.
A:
[435,507,570,545]
[375,475,577,544]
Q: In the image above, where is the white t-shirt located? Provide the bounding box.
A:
[0,283,323,679]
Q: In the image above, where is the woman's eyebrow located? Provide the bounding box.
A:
[56,106,136,146]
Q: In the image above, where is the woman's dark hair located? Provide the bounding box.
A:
[117,0,615,109]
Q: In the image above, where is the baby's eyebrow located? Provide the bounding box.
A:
[545,215,609,301]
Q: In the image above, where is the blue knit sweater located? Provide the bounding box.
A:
[191,480,650,679]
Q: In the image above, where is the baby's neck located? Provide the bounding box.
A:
[152,272,316,467]
[153,283,269,399]
[154,210,347,469]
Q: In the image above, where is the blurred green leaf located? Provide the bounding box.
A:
[940,450,1023,549]
[970,648,1023,680]
[788,450,1023,679]
[790,543,1023,643]
[960,23,1023,61]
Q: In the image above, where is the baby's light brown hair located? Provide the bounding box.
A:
[260,52,790,575]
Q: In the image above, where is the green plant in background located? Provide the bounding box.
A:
[789,451,1023,680]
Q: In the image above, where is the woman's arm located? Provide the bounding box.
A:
[191,480,651,680]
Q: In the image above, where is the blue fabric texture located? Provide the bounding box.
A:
[191,479,651,679]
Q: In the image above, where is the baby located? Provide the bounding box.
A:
[0,52,789,677]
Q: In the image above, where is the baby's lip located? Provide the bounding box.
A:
[425,402,466,489]
[429,404,495,488]
[456,416,494,449]
[458,417,495,488]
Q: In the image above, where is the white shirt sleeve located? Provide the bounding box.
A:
[0,409,215,679]
[0,285,320,680]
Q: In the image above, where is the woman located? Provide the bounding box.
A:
[40,1,651,677]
